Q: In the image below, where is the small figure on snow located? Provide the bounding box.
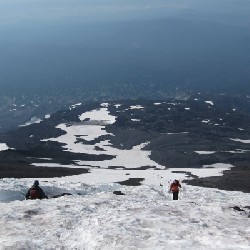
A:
[25,180,48,200]
[170,180,181,200]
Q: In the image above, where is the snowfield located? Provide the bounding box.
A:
[0,178,249,250]
[0,103,250,249]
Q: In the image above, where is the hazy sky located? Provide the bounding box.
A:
[0,0,249,94]
[0,0,249,25]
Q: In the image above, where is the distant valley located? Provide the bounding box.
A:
[0,93,249,192]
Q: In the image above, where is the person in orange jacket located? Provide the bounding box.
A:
[170,180,181,200]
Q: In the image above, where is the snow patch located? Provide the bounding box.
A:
[205,101,214,105]
[79,108,116,124]
[69,103,82,110]
[75,142,165,170]
[19,117,42,127]
[230,138,250,144]
[41,123,113,150]
[195,151,216,155]
[101,103,109,107]
[201,119,210,123]
[130,105,144,110]
[114,104,122,108]
[0,143,9,151]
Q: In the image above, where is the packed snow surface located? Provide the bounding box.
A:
[0,177,249,250]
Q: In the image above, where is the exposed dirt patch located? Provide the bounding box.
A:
[117,178,144,186]
[0,163,89,178]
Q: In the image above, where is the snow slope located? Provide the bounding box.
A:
[0,179,249,249]
[0,103,250,249]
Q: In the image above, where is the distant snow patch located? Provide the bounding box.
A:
[79,108,116,125]
[195,151,216,155]
[201,119,210,123]
[230,138,250,144]
[45,114,51,119]
[114,104,122,108]
[41,108,117,153]
[167,132,189,135]
[70,103,82,109]
[75,142,165,169]
[238,128,244,131]
[101,103,109,107]
[130,105,144,110]
[131,119,140,122]
[0,143,9,151]
[225,149,250,154]
[19,117,42,127]
[154,103,161,105]
[167,103,178,106]
[32,163,84,168]
[205,101,214,105]
[185,108,190,110]
[41,123,113,150]
[190,163,234,178]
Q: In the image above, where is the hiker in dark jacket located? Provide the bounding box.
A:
[25,180,48,200]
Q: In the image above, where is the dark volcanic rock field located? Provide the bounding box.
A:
[0,93,250,192]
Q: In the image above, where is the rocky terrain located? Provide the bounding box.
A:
[0,93,250,192]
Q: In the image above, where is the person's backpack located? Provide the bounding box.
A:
[29,188,40,199]
[170,184,179,193]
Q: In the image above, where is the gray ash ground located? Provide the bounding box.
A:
[0,93,250,192]
[184,166,250,193]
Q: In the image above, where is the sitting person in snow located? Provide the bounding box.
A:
[170,180,181,200]
[25,180,48,200]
